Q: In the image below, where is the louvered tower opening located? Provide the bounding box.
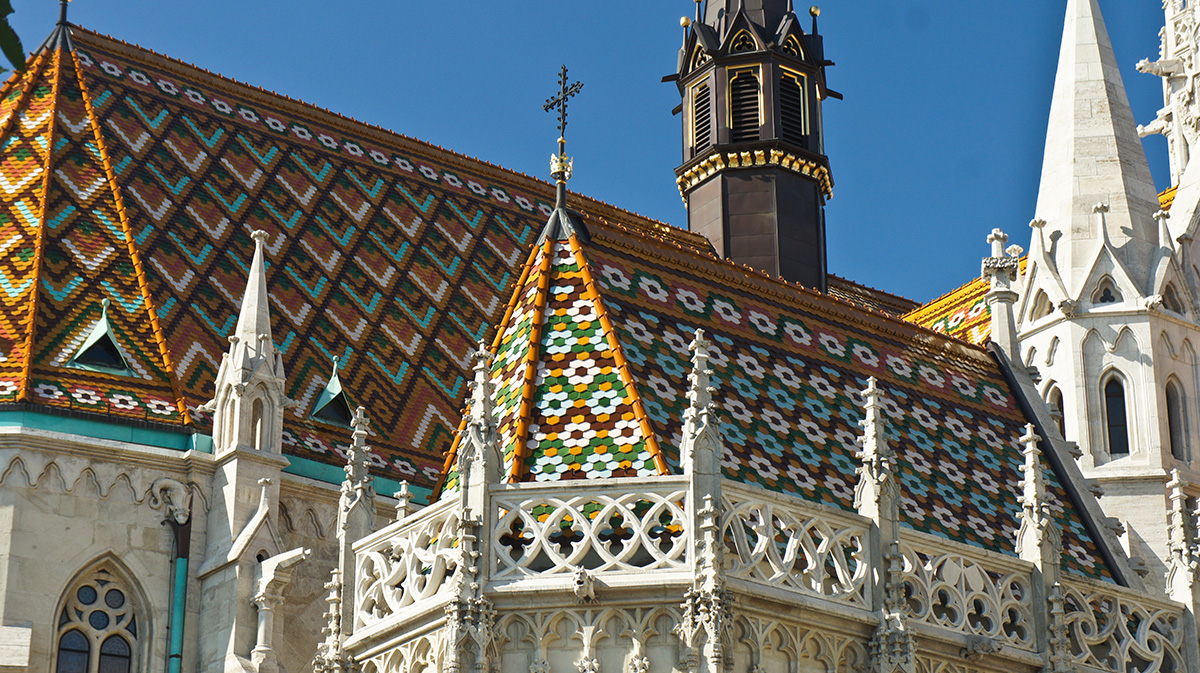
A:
[780,73,807,147]
[729,70,760,143]
[693,83,712,153]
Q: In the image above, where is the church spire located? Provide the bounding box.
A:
[674,0,836,291]
[1033,0,1159,292]
[233,230,276,360]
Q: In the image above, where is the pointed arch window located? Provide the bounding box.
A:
[1031,290,1053,321]
[251,398,266,451]
[779,69,808,146]
[728,68,761,143]
[56,565,140,673]
[1166,380,1189,461]
[1164,283,1187,314]
[691,81,713,154]
[1047,385,1065,441]
[1104,376,1130,456]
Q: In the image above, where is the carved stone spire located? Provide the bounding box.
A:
[854,377,897,522]
[459,342,502,507]
[202,230,290,457]
[1034,0,1159,292]
[682,329,722,479]
[1015,424,1063,572]
[857,378,913,673]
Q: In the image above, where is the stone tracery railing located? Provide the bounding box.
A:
[900,534,1036,652]
[1060,576,1186,673]
[490,477,689,579]
[720,482,870,607]
[354,497,462,629]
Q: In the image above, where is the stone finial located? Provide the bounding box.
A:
[312,568,350,673]
[1045,583,1072,673]
[854,378,897,521]
[1092,203,1110,215]
[988,228,1009,258]
[459,342,502,492]
[682,329,722,477]
[393,481,413,522]
[1015,424,1062,565]
[468,341,494,425]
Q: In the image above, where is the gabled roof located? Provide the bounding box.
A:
[0,24,711,492]
[439,220,1117,581]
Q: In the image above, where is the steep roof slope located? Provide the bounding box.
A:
[441,219,1119,581]
[0,25,711,492]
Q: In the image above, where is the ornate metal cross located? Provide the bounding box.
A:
[543,65,584,157]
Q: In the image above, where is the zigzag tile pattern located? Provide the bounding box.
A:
[70,35,547,484]
[24,51,183,420]
[0,51,55,400]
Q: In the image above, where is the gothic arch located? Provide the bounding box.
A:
[1099,368,1133,457]
[1029,289,1053,321]
[1165,375,1191,462]
[52,553,151,673]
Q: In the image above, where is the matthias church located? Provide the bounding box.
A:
[0,3,1198,673]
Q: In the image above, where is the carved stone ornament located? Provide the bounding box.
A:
[147,477,191,524]
[572,566,597,604]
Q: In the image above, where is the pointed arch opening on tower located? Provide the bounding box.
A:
[1044,382,1066,442]
[690,79,714,157]
[778,68,809,147]
[53,554,148,673]
[1166,377,1190,462]
[1101,370,1132,458]
[1163,282,1187,315]
[1030,289,1054,322]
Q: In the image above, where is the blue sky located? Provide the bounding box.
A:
[10,1,1169,303]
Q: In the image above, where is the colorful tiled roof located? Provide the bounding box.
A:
[827,275,919,316]
[438,222,1116,581]
[0,25,711,492]
[902,257,1028,346]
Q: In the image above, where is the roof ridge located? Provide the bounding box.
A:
[68,47,192,423]
[69,26,706,251]
[826,273,917,306]
[509,239,554,481]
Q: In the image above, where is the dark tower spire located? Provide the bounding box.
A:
[674,0,837,291]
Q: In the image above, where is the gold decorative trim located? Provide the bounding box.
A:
[676,149,833,200]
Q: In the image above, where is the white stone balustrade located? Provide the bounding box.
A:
[720,481,870,607]
[490,476,689,580]
[353,497,462,630]
[900,532,1036,652]
[349,477,1195,673]
[1060,576,1187,673]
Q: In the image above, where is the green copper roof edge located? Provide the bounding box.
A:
[311,358,353,424]
[0,408,204,451]
[283,454,431,504]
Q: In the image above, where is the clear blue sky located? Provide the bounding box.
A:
[10,1,1169,303]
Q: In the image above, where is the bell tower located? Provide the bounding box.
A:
[673,0,837,291]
